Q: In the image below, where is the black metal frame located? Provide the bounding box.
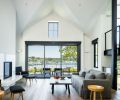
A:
[25,41,81,74]
[112,0,117,90]
[118,26,120,55]
[104,25,120,52]
[4,62,12,79]
[92,38,98,68]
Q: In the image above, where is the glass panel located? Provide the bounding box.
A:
[53,31,58,37]
[117,27,119,32]
[53,23,58,31]
[117,0,120,5]
[45,46,61,68]
[117,6,120,18]
[45,46,61,77]
[28,45,44,74]
[117,32,119,46]
[48,22,58,38]
[61,46,77,77]
[48,30,54,38]
[117,19,120,26]
[48,23,54,31]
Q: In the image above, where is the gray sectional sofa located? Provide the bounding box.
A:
[71,69,112,99]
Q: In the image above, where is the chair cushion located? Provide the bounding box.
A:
[10,85,25,93]
[24,74,36,78]
[85,73,95,79]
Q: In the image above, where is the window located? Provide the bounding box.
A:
[92,38,98,68]
[117,1,120,47]
[48,22,59,38]
[117,1,120,25]
[25,41,81,78]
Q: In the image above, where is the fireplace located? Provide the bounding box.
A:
[4,62,12,79]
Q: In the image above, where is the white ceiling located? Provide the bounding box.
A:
[13,0,111,34]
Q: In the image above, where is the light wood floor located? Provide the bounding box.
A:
[2,79,120,100]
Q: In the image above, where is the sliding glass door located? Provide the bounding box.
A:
[28,45,44,76]
[45,46,61,77]
[61,46,77,77]
[26,42,81,78]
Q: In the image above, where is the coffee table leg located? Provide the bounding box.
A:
[65,84,67,90]
[52,84,54,94]
[68,85,70,94]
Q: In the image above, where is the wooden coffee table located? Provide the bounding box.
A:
[50,77,72,94]
[88,85,104,100]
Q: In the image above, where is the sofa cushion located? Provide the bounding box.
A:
[79,71,86,77]
[95,73,106,79]
[85,73,95,79]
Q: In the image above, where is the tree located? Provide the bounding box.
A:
[60,46,77,62]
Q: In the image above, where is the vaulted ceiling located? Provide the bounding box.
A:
[13,0,111,34]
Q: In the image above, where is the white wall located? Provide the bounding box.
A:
[83,35,92,70]
[0,0,16,79]
[89,10,112,71]
[17,13,84,70]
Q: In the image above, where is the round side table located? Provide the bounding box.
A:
[0,90,4,100]
[88,85,104,100]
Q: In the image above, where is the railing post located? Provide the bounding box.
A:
[105,33,107,50]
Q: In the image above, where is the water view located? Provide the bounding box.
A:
[27,45,78,74]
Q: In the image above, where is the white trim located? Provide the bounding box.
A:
[48,21,59,23]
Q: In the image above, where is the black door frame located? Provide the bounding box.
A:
[25,41,81,73]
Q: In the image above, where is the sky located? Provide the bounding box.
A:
[28,45,60,58]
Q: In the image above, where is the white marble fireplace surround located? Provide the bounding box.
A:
[0,53,15,80]
[1,75,22,90]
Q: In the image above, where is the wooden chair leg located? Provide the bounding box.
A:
[100,92,102,100]
[19,93,22,99]
[21,93,24,100]
[11,93,12,99]
[0,96,2,100]
[11,93,13,100]
[93,91,96,100]
[12,93,14,100]
[90,91,92,100]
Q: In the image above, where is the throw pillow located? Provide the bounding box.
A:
[95,73,106,79]
[85,73,95,79]
[79,71,86,77]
